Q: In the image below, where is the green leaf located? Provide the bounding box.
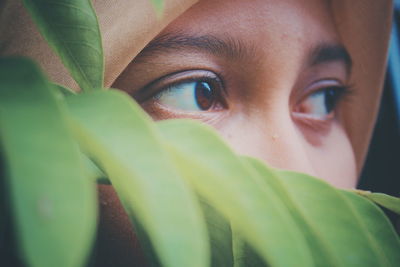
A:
[65,90,209,267]
[22,0,104,91]
[0,57,97,267]
[352,190,400,215]
[340,190,400,266]
[232,226,265,267]
[53,83,77,97]
[81,154,109,185]
[200,198,233,267]
[158,119,314,267]
[49,86,106,186]
[246,158,342,266]
[277,169,400,266]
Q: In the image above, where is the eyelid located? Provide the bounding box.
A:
[295,78,347,105]
[133,69,225,103]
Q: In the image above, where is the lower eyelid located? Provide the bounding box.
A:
[292,110,335,121]
[292,112,334,144]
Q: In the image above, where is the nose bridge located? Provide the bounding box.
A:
[222,111,317,176]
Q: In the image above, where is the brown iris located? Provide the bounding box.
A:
[195,81,215,110]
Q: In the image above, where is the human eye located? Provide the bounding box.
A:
[137,70,226,114]
[155,80,218,111]
[293,80,348,121]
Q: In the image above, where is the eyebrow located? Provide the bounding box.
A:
[137,33,253,61]
[309,43,352,73]
[137,33,352,72]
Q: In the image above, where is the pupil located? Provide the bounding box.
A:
[195,81,214,110]
[324,88,337,113]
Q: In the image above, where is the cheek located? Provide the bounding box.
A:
[216,114,357,189]
[307,123,357,188]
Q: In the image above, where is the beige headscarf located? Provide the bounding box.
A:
[0,0,393,174]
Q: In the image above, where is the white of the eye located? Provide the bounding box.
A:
[155,81,202,111]
[303,91,328,117]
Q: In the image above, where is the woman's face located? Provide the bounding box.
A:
[114,0,357,188]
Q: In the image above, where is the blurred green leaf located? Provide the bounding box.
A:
[232,226,265,267]
[0,57,97,267]
[246,158,342,266]
[22,0,104,91]
[81,154,109,185]
[66,90,209,267]
[200,198,233,267]
[53,83,76,97]
[340,190,400,266]
[158,119,314,267]
[353,190,400,215]
[277,170,400,266]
